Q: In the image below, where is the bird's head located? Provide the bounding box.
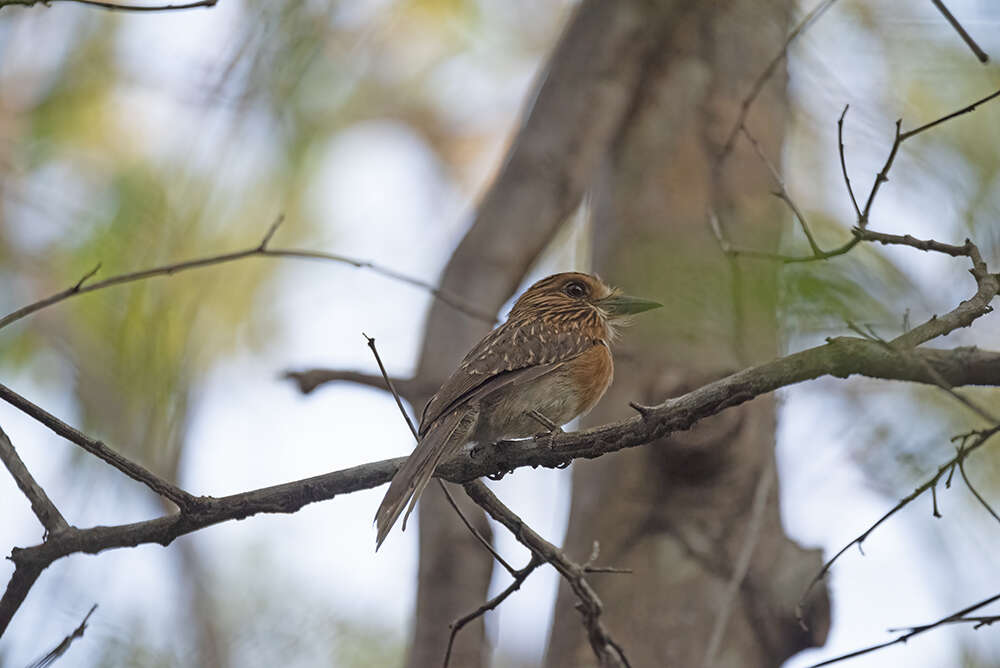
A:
[508,272,661,335]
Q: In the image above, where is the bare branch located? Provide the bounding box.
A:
[842,305,999,424]
[957,452,1000,525]
[27,604,97,668]
[796,426,1000,625]
[0,383,199,512]
[3,336,1000,635]
[859,119,902,227]
[807,590,1000,667]
[886,240,997,350]
[436,479,515,576]
[0,0,215,10]
[854,228,976,257]
[0,426,69,536]
[362,334,507,575]
[740,124,822,255]
[714,88,1000,264]
[0,563,43,638]
[718,0,842,161]
[901,88,1000,141]
[0,217,494,333]
[929,0,989,63]
[363,334,418,438]
[282,369,418,398]
[838,105,863,221]
[442,555,543,668]
[463,480,630,667]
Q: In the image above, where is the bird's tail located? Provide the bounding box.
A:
[374,406,476,549]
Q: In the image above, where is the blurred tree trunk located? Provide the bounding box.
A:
[404,2,690,666]
[545,2,831,667]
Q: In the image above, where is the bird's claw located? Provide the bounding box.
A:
[534,428,563,448]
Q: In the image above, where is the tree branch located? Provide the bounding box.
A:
[712,88,1000,263]
[0,216,494,333]
[3,337,998,636]
[282,369,418,398]
[807,590,1000,667]
[463,480,630,668]
[0,426,69,536]
[27,603,97,668]
[929,0,989,63]
[796,425,1000,625]
[0,383,199,512]
[442,555,543,668]
[718,0,842,162]
[0,0,215,10]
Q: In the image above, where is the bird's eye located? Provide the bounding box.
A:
[564,281,587,298]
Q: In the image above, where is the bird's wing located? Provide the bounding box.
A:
[418,321,598,435]
[376,323,599,548]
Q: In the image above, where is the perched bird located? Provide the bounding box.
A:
[374,272,661,549]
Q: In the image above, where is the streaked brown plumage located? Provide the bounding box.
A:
[374,272,661,549]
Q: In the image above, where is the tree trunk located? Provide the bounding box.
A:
[546,2,831,666]
[405,1,690,665]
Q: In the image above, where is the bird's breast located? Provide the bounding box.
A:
[472,343,613,443]
[566,341,614,416]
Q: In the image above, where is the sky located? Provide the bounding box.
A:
[2,1,1000,667]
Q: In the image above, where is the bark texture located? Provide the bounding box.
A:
[546,1,831,666]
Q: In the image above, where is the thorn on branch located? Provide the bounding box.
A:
[628,401,654,419]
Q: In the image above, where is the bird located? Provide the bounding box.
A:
[374,271,661,549]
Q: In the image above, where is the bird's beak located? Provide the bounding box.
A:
[597,293,663,317]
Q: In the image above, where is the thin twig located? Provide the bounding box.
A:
[718,0,842,161]
[442,555,542,668]
[957,456,1000,525]
[740,124,822,255]
[363,334,418,438]
[436,478,516,576]
[929,0,989,63]
[837,105,863,221]
[0,0,215,9]
[282,368,418,398]
[713,88,1000,264]
[463,479,631,668]
[807,591,1000,667]
[27,604,98,668]
[796,426,1000,626]
[0,216,494,332]
[361,334,508,571]
[0,383,199,512]
[899,88,1000,142]
[0,426,69,536]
